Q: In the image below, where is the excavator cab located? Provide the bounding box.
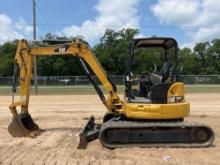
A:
[125,37,178,103]
[98,37,214,148]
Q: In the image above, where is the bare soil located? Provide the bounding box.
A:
[0,93,220,165]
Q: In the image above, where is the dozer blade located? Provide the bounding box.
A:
[77,116,100,149]
[8,112,42,138]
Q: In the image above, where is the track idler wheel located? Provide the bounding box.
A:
[8,112,42,138]
[192,127,211,143]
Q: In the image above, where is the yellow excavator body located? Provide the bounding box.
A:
[8,37,214,148]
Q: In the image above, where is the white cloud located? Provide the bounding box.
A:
[151,0,200,25]
[134,33,148,39]
[192,24,220,42]
[0,14,32,44]
[0,14,23,44]
[62,0,140,43]
[15,17,33,35]
[151,0,220,46]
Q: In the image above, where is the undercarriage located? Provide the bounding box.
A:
[78,115,215,149]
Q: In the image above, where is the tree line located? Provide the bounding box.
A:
[0,28,219,77]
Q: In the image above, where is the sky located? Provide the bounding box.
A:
[0,0,220,48]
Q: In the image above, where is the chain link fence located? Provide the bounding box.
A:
[180,75,220,84]
[0,75,220,86]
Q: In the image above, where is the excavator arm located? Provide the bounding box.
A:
[8,39,121,143]
[10,39,120,114]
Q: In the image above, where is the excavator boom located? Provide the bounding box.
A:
[8,39,120,140]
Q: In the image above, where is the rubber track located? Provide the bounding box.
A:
[99,121,215,148]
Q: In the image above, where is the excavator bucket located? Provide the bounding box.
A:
[8,112,42,138]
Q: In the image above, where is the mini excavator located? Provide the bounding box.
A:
[8,37,215,149]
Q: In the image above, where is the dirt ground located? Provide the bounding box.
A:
[0,93,220,165]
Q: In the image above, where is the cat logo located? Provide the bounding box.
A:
[58,47,66,52]
[55,46,69,53]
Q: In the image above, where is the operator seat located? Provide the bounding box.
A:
[150,61,172,103]
[160,61,170,82]
[150,61,170,85]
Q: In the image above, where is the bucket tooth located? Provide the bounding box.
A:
[8,112,42,138]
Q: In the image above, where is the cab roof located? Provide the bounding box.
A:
[132,37,178,49]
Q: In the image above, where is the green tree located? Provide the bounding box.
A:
[179,48,199,74]
[94,28,139,75]
[210,39,220,74]
[37,33,83,76]
[0,30,220,77]
[193,40,220,74]
[0,41,17,76]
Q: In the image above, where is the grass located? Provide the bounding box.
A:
[185,85,220,93]
[0,84,220,95]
